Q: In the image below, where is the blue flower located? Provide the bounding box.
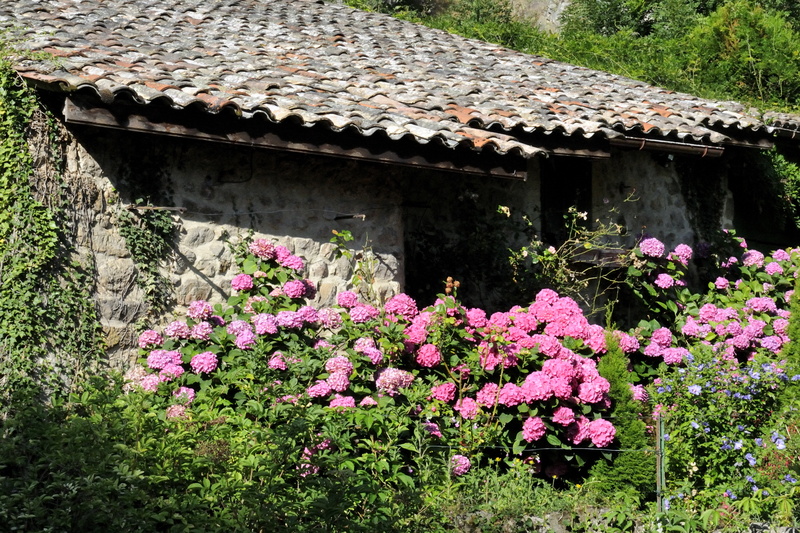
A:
[745,453,756,466]
[688,385,702,395]
[691,421,700,429]
[734,441,743,450]
[776,439,786,450]
[746,475,755,483]
[784,474,797,484]
[755,438,764,447]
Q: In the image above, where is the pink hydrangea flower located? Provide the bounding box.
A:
[375,368,414,396]
[541,358,576,381]
[349,304,379,323]
[654,273,675,289]
[190,351,218,373]
[138,329,163,348]
[522,416,547,442]
[614,331,640,353]
[742,250,765,268]
[268,352,287,370]
[317,308,343,329]
[454,397,479,420]
[384,293,418,320]
[336,291,360,308]
[498,383,525,406]
[276,311,304,329]
[552,406,575,426]
[578,378,610,404]
[588,419,616,447]
[140,374,160,392]
[252,313,278,335]
[328,394,355,409]
[416,344,442,367]
[774,318,789,335]
[325,356,354,375]
[173,387,196,404]
[567,416,590,445]
[550,377,573,400]
[662,347,688,365]
[283,279,307,299]
[404,325,428,346]
[279,254,305,271]
[147,349,181,370]
[651,327,673,347]
[431,382,457,403]
[521,371,553,402]
[476,382,499,407]
[466,308,488,328]
[166,404,187,419]
[159,364,184,382]
[670,244,693,265]
[630,384,649,402]
[773,249,790,262]
[765,262,784,276]
[165,320,191,339]
[326,372,350,392]
[230,273,254,291]
[249,238,276,259]
[190,321,214,340]
[535,288,560,305]
[359,396,378,407]
[307,380,333,398]
[186,300,214,320]
[715,277,730,290]
[747,297,777,314]
[640,237,665,258]
[227,320,252,336]
[450,454,471,476]
[235,330,257,349]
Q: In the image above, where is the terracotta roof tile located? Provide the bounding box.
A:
[3,0,797,157]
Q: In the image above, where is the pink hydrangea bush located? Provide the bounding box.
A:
[131,235,631,484]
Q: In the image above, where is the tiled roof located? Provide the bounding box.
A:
[1,0,797,158]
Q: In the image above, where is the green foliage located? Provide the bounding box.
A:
[781,276,800,377]
[509,206,631,320]
[560,0,656,37]
[688,0,800,104]
[590,334,655,498]
[116,203,175,319]
[0,44,104,404]
[330,229,383,306]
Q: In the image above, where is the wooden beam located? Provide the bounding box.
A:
[62,96,530,179]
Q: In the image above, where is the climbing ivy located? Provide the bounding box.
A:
[0,46,104,406]
[116,202,175,321]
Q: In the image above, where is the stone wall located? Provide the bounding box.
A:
[57,120,731,366]
[592,151,702,249]
[61,124,542,366]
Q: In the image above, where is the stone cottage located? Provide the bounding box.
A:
[2,0,800,363]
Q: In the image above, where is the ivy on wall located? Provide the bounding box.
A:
[0,52,104,405]
[117,202,176,322]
